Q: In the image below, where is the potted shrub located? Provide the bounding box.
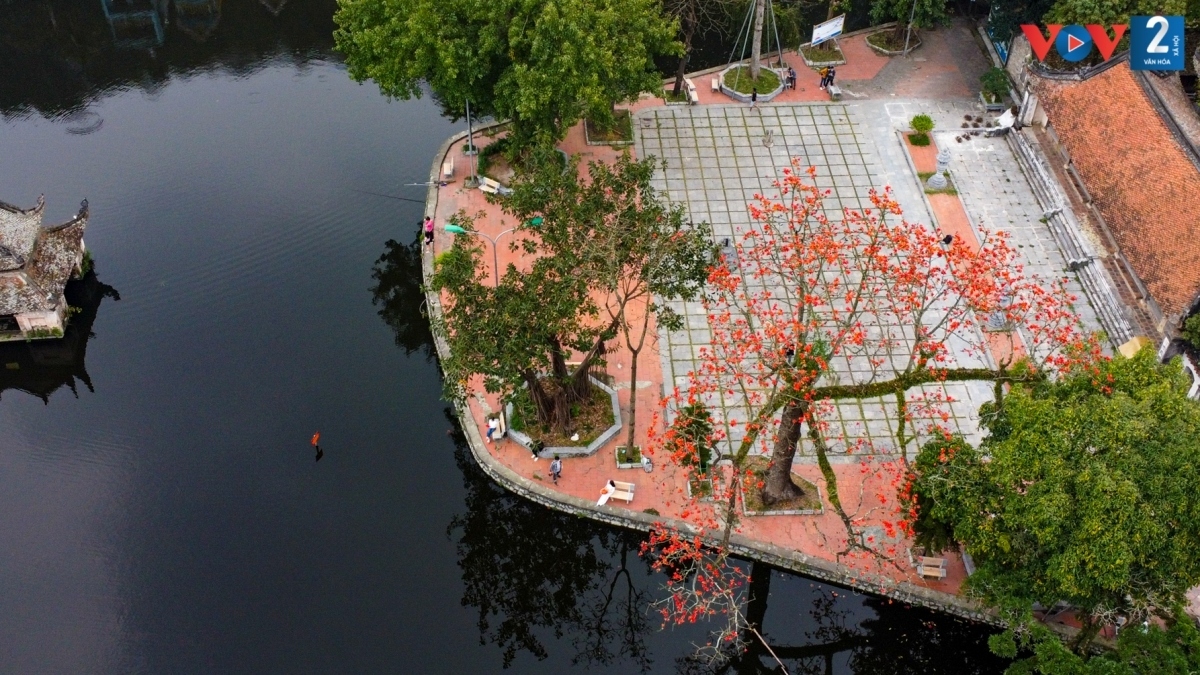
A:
[672,402,715,500]
[908,113,934,146]
[980,67,1010,112]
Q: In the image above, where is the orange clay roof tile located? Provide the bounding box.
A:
[1034,66,1200,319]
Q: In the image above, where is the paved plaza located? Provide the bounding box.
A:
[637,102,1101,463]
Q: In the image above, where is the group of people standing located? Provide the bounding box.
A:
[818,65,837,90]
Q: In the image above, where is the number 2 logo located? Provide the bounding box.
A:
[1130,15,1184,71]
[1145,15,1170,54]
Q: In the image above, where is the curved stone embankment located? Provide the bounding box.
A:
[419,127,1008,627]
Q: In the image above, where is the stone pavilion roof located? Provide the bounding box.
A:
[0,196,89,315]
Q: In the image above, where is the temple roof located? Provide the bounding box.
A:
[0,197,88,315]
[1034,66,1200,321]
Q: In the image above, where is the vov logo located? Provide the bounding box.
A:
[1020,16,1185,71]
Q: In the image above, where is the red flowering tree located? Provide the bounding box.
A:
[640,161,1099,657]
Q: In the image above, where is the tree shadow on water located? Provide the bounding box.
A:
[679,563,1008,675]
[370,234,436,361]
[444,409,654,671]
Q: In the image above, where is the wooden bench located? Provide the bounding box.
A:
[442,156,454,179]
[685,78,699,105]
[919,565,948,579]
[827,84,842,101]
[916,555,947,579]
[711,77,720,93]
[611,480,635,503]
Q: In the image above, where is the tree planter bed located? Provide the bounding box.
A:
[798,40,846,67]
[506,375,623,458]
[865,30,921,56]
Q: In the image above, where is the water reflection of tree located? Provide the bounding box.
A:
[0,0,339,118]
[0,266,119,402]
[370,234,436,361]
[679,562,1007,675]
[445,410,653,670]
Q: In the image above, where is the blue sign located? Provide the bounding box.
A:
[1130,15,1185,71]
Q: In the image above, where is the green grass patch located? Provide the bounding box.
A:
[907,132,931,146]
[585,109,634,144]
[918,171,958,196]
[723,66,780,95]
[508,380,615,447]
[740,456,822,513]
[661,87,689,103]
[616,445,642,464]
[801,41,844,63]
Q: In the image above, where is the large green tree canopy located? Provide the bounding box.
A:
[909,349,1200,629]
[333,0,680,147]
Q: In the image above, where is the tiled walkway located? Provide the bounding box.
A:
[638,104,995,461]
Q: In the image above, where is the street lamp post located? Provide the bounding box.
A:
[465,99,479,188]
[444,224,517,286]
[903,0,918,55]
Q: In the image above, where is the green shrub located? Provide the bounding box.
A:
[1183,313,1200,350]
[908,132,931,146]
[672,402,714,473]
[980,67,1010,100]
[910,113,934,134]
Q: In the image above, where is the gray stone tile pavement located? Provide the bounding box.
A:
[636,101,1101,463]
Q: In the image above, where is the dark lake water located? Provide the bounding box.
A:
[0,0,1008,672]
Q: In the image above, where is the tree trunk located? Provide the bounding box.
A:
[672,5,696,96]
[750,0,765,80]
[762,399,807,506]
[523,370,555,426]
[551,383,572,434]
[623,346,640,451]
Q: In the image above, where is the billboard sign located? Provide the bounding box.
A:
[811,15,845,47]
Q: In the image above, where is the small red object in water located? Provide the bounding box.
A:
[310,432,321,446]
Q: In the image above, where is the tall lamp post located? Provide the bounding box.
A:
[903,0,918,55]
[444,224,516,286]
[465,99,479,188]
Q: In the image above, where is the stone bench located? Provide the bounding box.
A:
[685,78,699,105]
[827,84,842,101]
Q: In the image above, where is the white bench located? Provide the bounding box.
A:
[442,156,454,179]
[711,77,720,93]
[478,176,512,196]
[685,78,699,105]
[611,480,635,503]
[827,84,842,101]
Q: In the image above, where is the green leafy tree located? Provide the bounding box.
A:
[987,0,1057,42]
[909,349,1200,648]
[990,608,1200,674]
[870,0,950,42]
[333,0,680,149]
[1043,0,1187,28]
[430,152,711,435]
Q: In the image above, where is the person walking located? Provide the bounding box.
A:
[750,87,758,110]
[818,66,830,90]
[787,66,796,90]
[423,216,434,245]
[825,66,837,89]
[549,455,562,484]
